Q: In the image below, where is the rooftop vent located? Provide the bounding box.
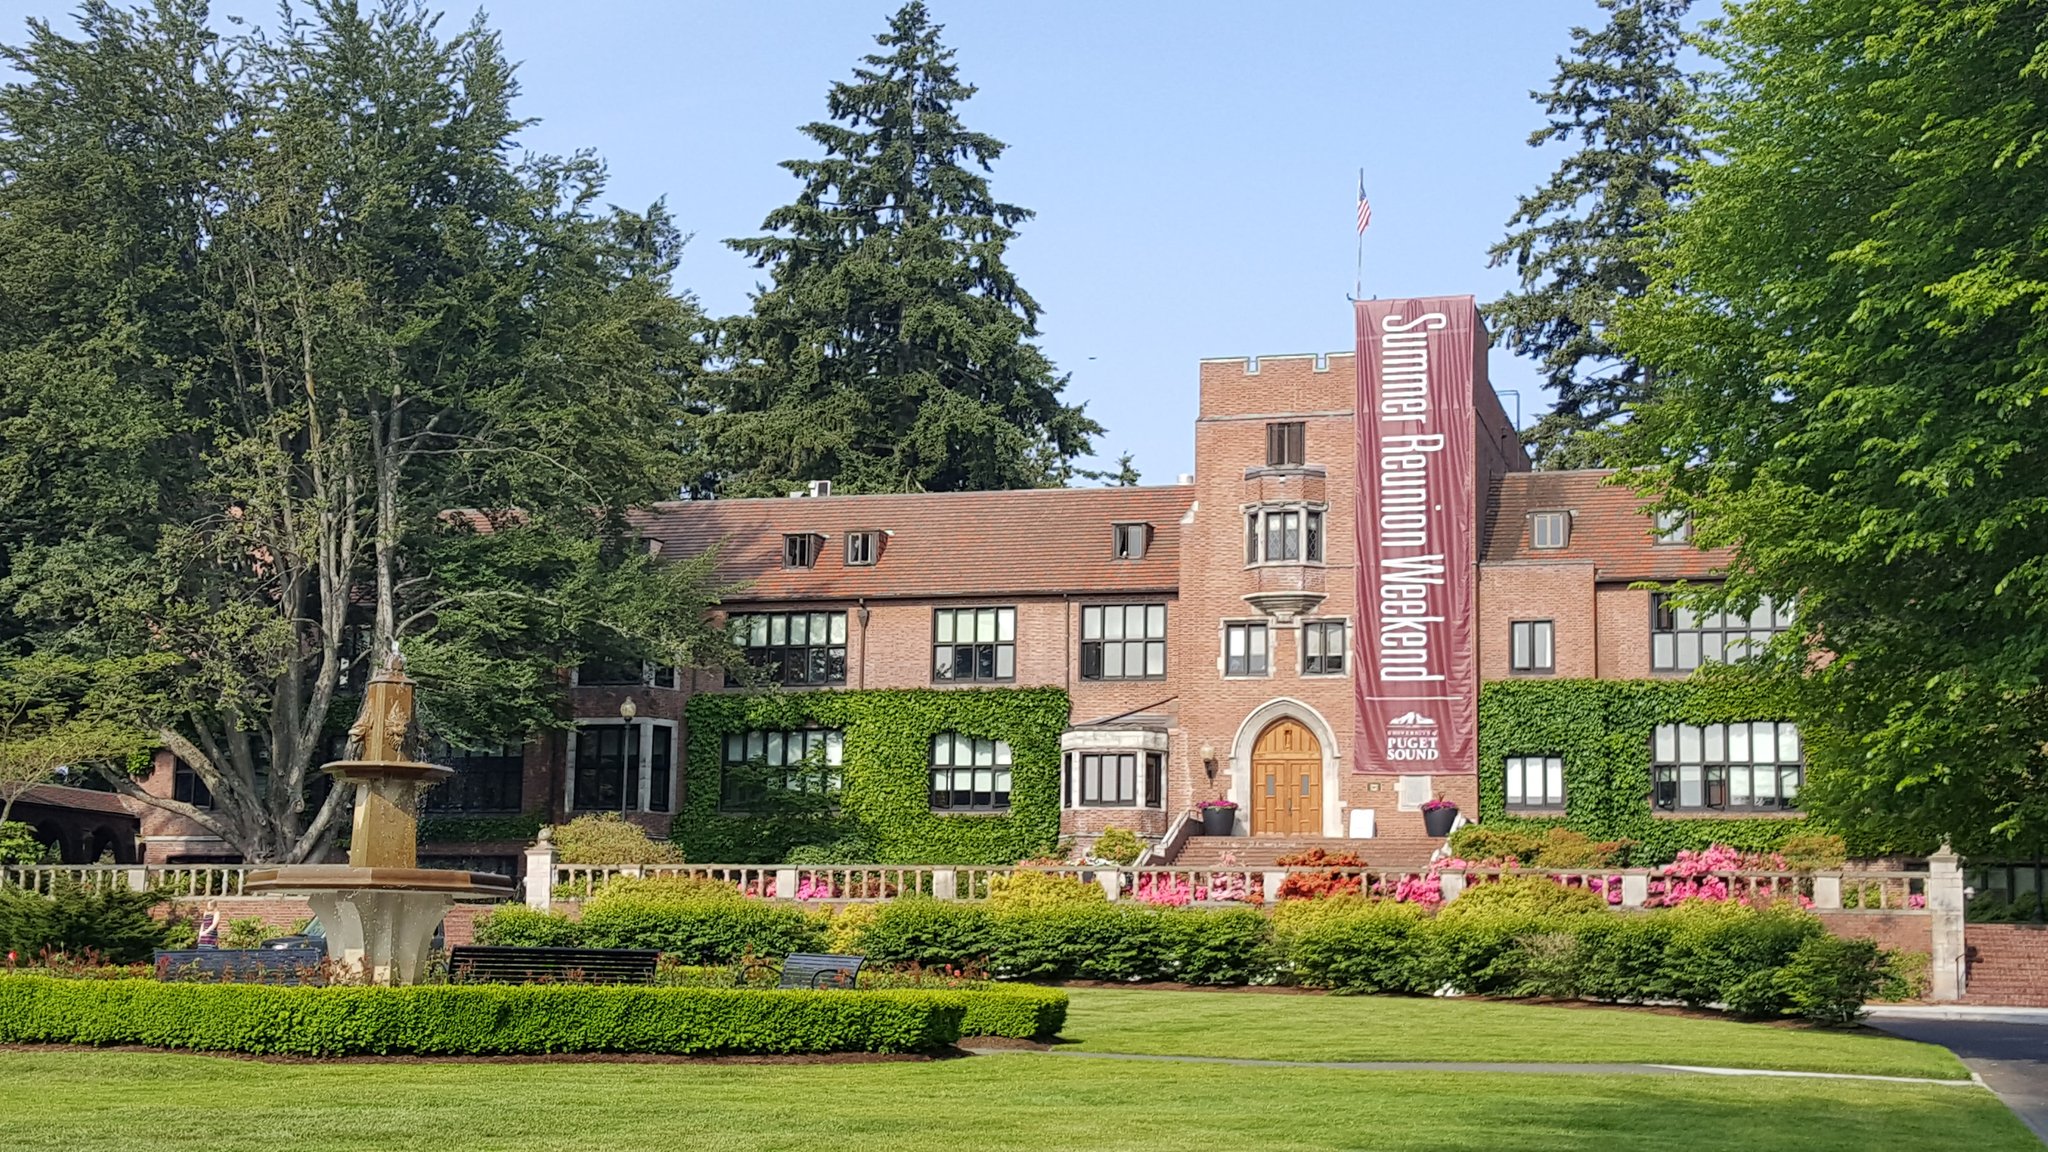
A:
[808,480,832,498]
[1177,473,1194,485]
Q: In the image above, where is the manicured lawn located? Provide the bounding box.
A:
[1056,988,1974,1079]
[0,1051,2034,1152]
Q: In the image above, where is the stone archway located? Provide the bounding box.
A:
[1225,698,1343,837]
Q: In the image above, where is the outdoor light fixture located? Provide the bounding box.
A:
[618,698,637,722]
[1199,741,1216,779]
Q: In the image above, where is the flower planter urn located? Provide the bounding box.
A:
[1200,805,1238,837]
[1422,803,1459,838]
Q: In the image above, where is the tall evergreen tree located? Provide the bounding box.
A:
[1486,0,1695,468]
[700,2,1099,497]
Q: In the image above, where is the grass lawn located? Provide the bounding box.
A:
[1057,988,1974,1080]
[0,1051,2034,1152]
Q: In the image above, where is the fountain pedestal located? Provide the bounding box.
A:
[246,654,514,984]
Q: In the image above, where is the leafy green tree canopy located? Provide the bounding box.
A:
[0,0,732,861]
[1611,0,2048,854]
[700,1,1101,497]
[1487,0,1695,468]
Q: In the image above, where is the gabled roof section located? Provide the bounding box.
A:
[1480,470,1730,582]
[635,486,1191,602]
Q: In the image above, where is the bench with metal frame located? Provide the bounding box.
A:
[152,947,326,984]
[777,952,865,990]
[445,945,659,985]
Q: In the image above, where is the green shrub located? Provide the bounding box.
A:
[1160,908,1272,985]
[578,897,825,963]
[0,822,46,864]
[0,883,171,964]
[1449,825,1546,864]
[1530,829,1633,868]
[855,901,994,967]
[1775,831,1849,871]
[1089,828,1143,865]
[1441,877,1611,919]
[1659,901,1822,1015]
[471,906,585,948]
[1880,950,1931,1001]
[1514,932,1586,999]
[550,815,685,865]
[1569,914,1678,1003]
[824,903,880,954]
[584,875,745,908]
[785,836,876,866]
[1772,935,1886,1025]
[1273,898,1428,994]
[984,871,1105,912]
[949,985,1068,1039]
[0,976,976,1054]
[218,917,275,950]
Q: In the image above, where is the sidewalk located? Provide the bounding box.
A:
[1868,1006,2048,1027]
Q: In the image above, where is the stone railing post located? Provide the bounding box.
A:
[774,868,798,900]
[1439,870,1467,903]
[1098,869,1122,902]
[523,829,556,912]
[1928,844,1965,1002]
[124,866,149,893]
[1620,872,1650,909]
[1263,870,1289,903]
[932,868,958,901]
[1811,875,1842,911]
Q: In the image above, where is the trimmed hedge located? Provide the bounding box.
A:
[0,977,1073,1055]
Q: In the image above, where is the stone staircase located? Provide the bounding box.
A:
[1166,835,1444,870]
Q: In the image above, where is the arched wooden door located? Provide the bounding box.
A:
[1250,718,1323,835]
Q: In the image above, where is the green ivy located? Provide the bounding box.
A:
[418,812,545,845]
[675,688,1068,865]
[1476,671,1818,863]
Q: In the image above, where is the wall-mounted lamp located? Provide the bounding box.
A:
[1199,742,1216,780]
[618,697,637,723]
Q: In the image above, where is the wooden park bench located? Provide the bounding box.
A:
[153,947,326,985]
[444,945,659,985]
[777,952,864,990]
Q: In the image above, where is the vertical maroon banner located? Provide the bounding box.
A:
[1354,297,1478,774]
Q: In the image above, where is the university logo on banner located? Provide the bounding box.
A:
[1353,297,1480,774]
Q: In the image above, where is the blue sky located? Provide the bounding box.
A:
[0,0,1610,483]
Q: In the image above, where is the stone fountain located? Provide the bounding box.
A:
[246,651,515,984]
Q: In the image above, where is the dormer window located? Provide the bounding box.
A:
[1113,523,1148,560]
[1244,503,1326,565]
[1531,511,1570,550]
[1654,510,1692,544]
[846,531,880,566]
[783,533,820,569]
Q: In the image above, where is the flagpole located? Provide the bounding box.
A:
[1354,168,1365,300]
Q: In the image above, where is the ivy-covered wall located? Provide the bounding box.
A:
[1476,673,1815,863]
[675,688,1068,865]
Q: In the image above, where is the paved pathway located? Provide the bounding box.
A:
[961,1046,1979,1087]
[1868,1017,2048,1142]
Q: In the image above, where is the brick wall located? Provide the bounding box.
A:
[1478,563,1599,679]
[1594,584,1656,680]
[1965,923,2048,1006]
[1812,911,1933,988]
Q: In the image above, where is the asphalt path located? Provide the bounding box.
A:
[1868,1018,2048,1143]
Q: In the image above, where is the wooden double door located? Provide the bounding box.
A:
[1250,718,1323,835]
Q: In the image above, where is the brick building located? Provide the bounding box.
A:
[122,295,1809,873]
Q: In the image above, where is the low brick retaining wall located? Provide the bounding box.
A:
[1964,923,2048,1006]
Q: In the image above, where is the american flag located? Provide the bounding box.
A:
[1356,172,1372,234]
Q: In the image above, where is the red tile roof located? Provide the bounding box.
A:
[17,784,145,818]
[635,486,1192,602]
[1480,470,1730,582]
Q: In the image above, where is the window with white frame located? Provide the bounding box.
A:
[783,533,820,569]
[1224,621,1269,676]
[933,607,1016,682]
[719,728,843,812]
[1066,750,1164,808]
[1653,509,1692,544]
[1081,604,1166,680]
[1510,620,1555,674]
[846,531,880,566]
[1302,620,1346,675]
[930,734,1011,812]
[1651,593,1793,672]
[1653,721,1802,811]
[1505,755,1564,809]
[1531,511,1570,550]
